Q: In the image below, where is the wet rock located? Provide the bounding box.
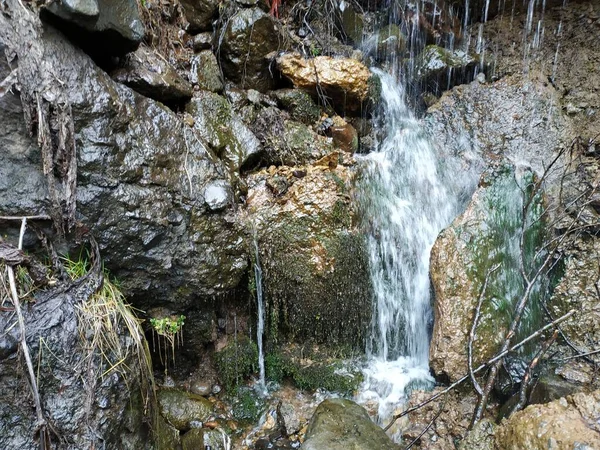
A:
[220,8,281,92]
[179,0,219,33]
[334,0,364,44]
[247,162,372,348]
[157,388,213,430]
[415,45,481,95]
[272,88,321,125]
[181,428,204,450]
[458,419,495,450]
[193,32,213,52]
[186,91,261,174]
[42,0,144,56]
[0,21,248,309]
[528,373,585,406]
[190,50,224,92]
[204,180,231,211]
[429,166,549,382]
[0,283,149,449]
[250,107,334,167]
[548,236,600,360]
[190,381,213,397]
[366,24,406,61]
[329,116,358,153]
[276,53,373,115]
[494,390,600,449]
[302,399,398,450]
[112,44,193,104]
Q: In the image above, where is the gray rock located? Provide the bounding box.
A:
[415,45,481,95]
[179,0,219,33]
[43,0,144,55]
[190,50,224,92]
[0,17,248,310]
[272,88,320,125]
[0,282,149,449]
[302,399,398,450]
[186,92,261,174]
[193,32,213,52]
[157,388,213,430]
[204,180,231,211]
[112,44,193,103]
[335,0,364,44]
[236,0,259,5]
[219,8,281,92]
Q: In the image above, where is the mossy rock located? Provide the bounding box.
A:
[157,388,213,431]
[215,336,259,390]
[272,89,321,125]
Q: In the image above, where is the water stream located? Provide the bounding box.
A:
[355,69,462,428]
[253,231,267,393]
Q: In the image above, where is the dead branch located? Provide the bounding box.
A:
[510,329,559,415]
[469,263,500,396]
[560,348,600,361]
[5,218,51,447]
[404,395,448,450]
[383,309,575,432]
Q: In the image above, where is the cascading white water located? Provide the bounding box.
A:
[253,232,267,393]
[356,69,461,427]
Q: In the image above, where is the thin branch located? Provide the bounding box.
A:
[383,309,575,432]
[0,215,51,221]
[404,395,448,450]
[510,329,559,415]
[559,348,600,362]
[469,263,500,396]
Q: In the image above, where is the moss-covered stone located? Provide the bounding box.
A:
[215,336,259,390]
[157,388,213,431]
[247,162,372,350]
[272,89,321,125]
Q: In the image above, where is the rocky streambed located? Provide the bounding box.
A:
[1,0,600,449]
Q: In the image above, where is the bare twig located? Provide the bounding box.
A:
[510,329,559,415]
[559,348,600,362]
[383,309,575,432]
[404,395,448,450]
[469,263,500,396]
[6,218,51,446]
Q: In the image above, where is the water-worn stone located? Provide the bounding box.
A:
[179,0,219,33]
[190,50,224,92]
[193,32,213,51]
[186,91,261,174]
[42,0,144,55]
[415,45,481,95]
[220,8,281,92]
[329,116,358,153]
[0,11,248,309]
[181,427,204,450]
[157,388,213,430]
[112,44,193,103]
[276,53,373,115]
[250,107,334,167]
[302,398,398,450]
[494,390,600,449]
[272,89,321,125]
[365,24,406,61]
[334,0,364,44]
[247,160,372,348]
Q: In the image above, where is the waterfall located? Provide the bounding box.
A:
[356,68,462,426]
[253,232,266,393]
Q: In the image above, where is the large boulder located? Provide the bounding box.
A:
[429,166,549,382]
[494,390,600,449]
[0,8,247,309]
[219,8,281,92]
[277,53,374,115]
[302,398,398,450]
[112,44,193,104]
[42,0,144,56]
[246,157,372,348]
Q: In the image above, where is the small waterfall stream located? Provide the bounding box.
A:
[253,232,267,393]
[356,69,463,426]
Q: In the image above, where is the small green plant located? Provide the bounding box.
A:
[149,315,185,372]
[215,336,258,391]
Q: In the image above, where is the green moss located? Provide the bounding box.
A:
[214,336,258,391]
[229,387,265,424]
